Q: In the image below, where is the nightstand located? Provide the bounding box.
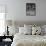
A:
[3,41,12,46]
[0,36,13,46]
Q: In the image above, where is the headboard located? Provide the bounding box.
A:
[15,21,46,27]
[6,20,46,27]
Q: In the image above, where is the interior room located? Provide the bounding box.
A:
[0,0,46,46]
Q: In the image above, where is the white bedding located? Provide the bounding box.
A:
[11,33,46,46]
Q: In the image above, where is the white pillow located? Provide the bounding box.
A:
[32,26,41,35]
[42,25,46,28]
[24,27,32,35]
[42,25,46,34]
[24,24,32,35]
[19,27,25,34]
[19,27,32,35]
[41,25,45,35]
[24,24,32,28]
[8,26,19,36]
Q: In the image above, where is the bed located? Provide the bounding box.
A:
[11,21,46,46]
[11,33,46,46]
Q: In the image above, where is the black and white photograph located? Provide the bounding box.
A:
[26,3,36,16]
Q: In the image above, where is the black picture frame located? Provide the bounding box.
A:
[26,3,36,16]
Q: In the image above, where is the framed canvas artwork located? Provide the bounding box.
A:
[26,3,36,16]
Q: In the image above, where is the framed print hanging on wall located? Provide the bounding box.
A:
[26,3,36,16]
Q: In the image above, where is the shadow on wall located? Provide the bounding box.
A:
[5,20,46,27]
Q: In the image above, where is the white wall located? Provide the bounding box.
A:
[0,0,46,22]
